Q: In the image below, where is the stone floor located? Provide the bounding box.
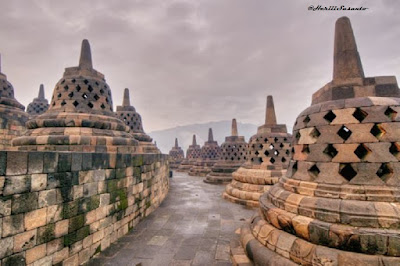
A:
[89,171,255,266]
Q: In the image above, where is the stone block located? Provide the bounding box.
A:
[55,219,69,238]
[0,200,11,217]
[82,153,92,171]
[2,252,25,265]
[69,214,85,233]
[58,153,72,172]
[71,153,82,172]
[83,182,98,197]
[31,174,47,192]
[2,214,24,237]
[345,123,378,143]
[39,189,57,208]
[330,108,359,125]
[12,192,38,214]
[0,151,6,176]
[3,175,30,196]
[25,208,47,231]
[28,152,44,174]
[26,243,46,264]
[37,223,56,245]
[14,229,37,252]
[53,247,69,264]
[6,152,28,176]
[47,204,63,223]
[0,237,13,259]
[46,237,63,255]
[43,152,58,173]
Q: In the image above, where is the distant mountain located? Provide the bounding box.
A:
[148,120,259,155]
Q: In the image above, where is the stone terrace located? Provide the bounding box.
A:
[89,172,255,266]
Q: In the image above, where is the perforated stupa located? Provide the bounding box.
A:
[26,84,49,117]
[189,128,221,176]
[12,40,139,152]
[204,119,248,184]
[116,88,159,153]
[168,138,184,169]
[0,55,29,149]
[224,96,291,207]
[236,17,400,265]
[177,135,201,172]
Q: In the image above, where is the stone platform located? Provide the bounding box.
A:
[88,171,255,266]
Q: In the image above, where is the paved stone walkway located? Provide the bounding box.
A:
[89,171,255,266]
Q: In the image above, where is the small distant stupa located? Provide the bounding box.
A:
[168,138,184,169]
[188,128,221,176]
[12,40,138,152]
[116,88,159,153]
[204,119,248,184]
[26,84,49,117]
[223,96,292,207]
[176,134,201,172]
[0,54,29,149]
[235,17,400,265]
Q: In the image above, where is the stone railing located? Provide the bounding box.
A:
[0,151,169,265]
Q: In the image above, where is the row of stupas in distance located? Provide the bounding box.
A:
[231,16,400,265]
[0,40,159,153]
[169,95,292,196]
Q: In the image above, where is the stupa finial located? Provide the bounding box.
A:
[231,119,238,136]
[192,135,197,146]
[123,88,131,107]
[265,95,277,125]
[208,128,214,142]
[79,39,93,69]
[38,84,45,99]
[333,16,364,81]
[175,138,178,148]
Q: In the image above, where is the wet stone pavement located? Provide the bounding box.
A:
[89,171,255,266]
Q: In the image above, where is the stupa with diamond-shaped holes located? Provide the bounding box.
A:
[12,40,139,152]
[168,138,184,169]
[177,135,201,172]
[26,84,49,117]
[234,17,400,265]
[116,88,159,153]
[0,55,29,149]
[223,96,291,207]
[188,128,221,176]
[204,119,248,184]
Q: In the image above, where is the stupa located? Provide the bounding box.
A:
[26,84,49,117]
[177,134,201,172]
[204,119,248,184]
[168,138,184,169]
[223,96,292,207]
[235,17,400,265]
[0,55,29,149]
[116,88,159,153]
[188,128,221,176]
[12,40,139,153]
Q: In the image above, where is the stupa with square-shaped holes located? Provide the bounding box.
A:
[12,40,139,152]
[0,56,29,149]
[177,134,201,172]
[234,17,400,265]
[189,128,221,176]
[26,84,49,117]
[168,138,185,169]
[204,119,248,184]
[116,88,159,153]
[223,96,291,207]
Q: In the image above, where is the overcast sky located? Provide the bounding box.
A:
[1,0,399,132]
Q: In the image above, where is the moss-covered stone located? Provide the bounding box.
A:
[3,252,25,266]
[110,188,127,204]
[115,168,125,179]
[11,192,38,214]
[63,200,79,219]
[107,179,118,193]
[69,214,85,233]
[64,225,90,246]
[133,155,143,167]
[37,223,56,244]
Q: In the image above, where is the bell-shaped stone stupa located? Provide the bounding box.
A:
[168,138,184,169]
[0,55,29,149]
[116,88,159,153]
[12,40,139,153]
[177,135,201,172]
[188,128,221,176]
[223,96,292,207]
[235,17,400,265]
[26,84,49,117]
[204,119,248,184]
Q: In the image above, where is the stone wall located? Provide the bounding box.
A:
[0,151,169,265]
